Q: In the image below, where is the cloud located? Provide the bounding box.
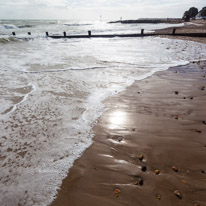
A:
[0,0,205,20]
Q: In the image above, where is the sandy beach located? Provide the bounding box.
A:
[1,19,206,206]
[51,22,206,206]
[156,19,206,44]
[51,56,206,205]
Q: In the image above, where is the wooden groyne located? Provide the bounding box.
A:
[11,29,206,39]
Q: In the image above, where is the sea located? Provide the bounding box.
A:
[0,19,206,206]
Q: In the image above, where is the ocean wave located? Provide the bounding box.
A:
[23,66,107,73]
[0,37,18,44]
[64,23,92,27]
[18,24,34,28]
[0,24,17,29]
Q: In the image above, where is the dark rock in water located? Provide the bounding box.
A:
[174,190,182,199]
[141,166,147,172]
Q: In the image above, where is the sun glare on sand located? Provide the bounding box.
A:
[108,110,127,129]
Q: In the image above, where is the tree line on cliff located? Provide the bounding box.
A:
[183,6,206,21]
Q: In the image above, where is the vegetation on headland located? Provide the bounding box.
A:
[183,6,206,21]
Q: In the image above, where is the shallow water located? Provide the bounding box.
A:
[0,20,206,206]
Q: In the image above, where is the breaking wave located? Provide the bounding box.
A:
[0,37,19,44]
[0,24,17,29]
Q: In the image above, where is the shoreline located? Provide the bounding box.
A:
[51,60,206,205]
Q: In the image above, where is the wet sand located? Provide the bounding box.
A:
[51,60,206,206]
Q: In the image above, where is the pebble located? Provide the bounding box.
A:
[156,194,161,200]
[141,166,147,172]
[135,177,143,186]
[138,154,144,161]
[202,121,206,125]
[172,166,178,172]
[173,115,179,120]
[174,190,182,199]
[201,170,205,174]
[114,189,120,197]
[194,129,201,133]
[175,91,179,95]
[155,169,160,175]
[201,86,205,91]
[117,137,123,142]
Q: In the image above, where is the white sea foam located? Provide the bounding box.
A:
[0,20,206,206]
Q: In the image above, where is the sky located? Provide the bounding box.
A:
[0,0,205,20]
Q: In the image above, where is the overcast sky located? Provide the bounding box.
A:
[0,0,205,20]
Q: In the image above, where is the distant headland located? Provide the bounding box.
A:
[109,18,183,24]
[109,6,206,24]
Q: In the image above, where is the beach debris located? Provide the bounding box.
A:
[138,154,144,161]
[141,166,147,172]
[174,190,182,199]
[182,180,187,184]
[172,115,179,120]
[155,169,160,175]
[200,86,205,91]
[174,91,179,95]
[135,177,144,186]
[156,194,161,200]
[172,166,178,172]
[202,121,206,125]
[114,189,120,197]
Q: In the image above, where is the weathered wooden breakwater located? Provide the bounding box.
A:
[11,29,206,39]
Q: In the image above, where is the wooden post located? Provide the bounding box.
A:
[141,29,144,36]
[46,32,49,37]
[173,28,176,35]
[28,32,31,35]
[88,30,91,37]
[63,32,66,37]
[12,32,16,36]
